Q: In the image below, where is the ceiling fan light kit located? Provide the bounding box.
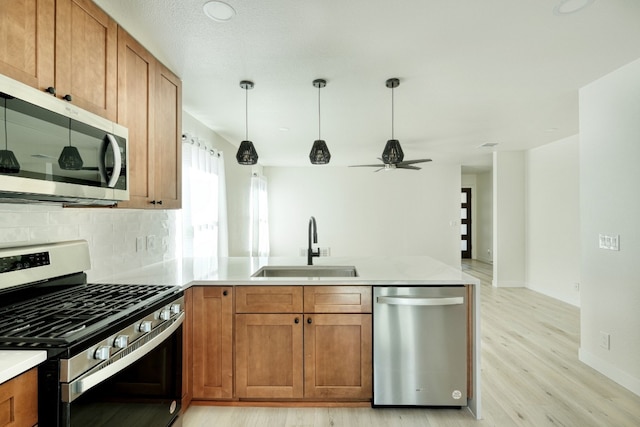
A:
[349,77,432,172]
[309,79,331,164]
[236,80,259,165]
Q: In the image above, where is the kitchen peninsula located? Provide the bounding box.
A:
[102,255,481,420]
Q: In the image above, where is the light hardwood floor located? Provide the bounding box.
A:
[183,260,640,426]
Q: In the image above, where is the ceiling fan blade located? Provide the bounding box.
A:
[349,164,385,168]
[397,158,432,166]
[397,165,422,170]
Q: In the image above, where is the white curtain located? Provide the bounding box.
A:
[250,173,270,257]
[182,136,228,258]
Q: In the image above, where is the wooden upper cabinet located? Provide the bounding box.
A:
[116,27,155,208]
[153,62,182,209]
[55,0,117,121]
[0,0,55,89]
[116,28,182,209]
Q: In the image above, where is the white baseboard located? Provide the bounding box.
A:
[579,348,640,397]
[492,280,525,288]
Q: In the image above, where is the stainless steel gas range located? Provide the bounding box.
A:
[0,240,184,427]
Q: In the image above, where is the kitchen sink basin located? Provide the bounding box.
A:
[251,265,358,278]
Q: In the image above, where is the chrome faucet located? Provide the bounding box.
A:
[307,216,320,265]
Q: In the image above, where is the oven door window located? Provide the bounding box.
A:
[64,326,182,427]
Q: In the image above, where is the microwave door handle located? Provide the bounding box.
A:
[376,296,464,306]
[103,134,122,188]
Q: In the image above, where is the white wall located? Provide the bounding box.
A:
[493,151,526,287]
[578,58,640,396]
[525,135,581,306]
[476,171,493,263]
[265,163,462,267]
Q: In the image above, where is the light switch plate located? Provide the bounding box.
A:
[599,234,620,251]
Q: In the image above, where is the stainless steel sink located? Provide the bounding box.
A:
[251,265,358,278]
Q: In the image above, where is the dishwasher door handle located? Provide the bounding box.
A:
[377,296,464,306]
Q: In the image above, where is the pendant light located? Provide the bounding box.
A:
[236,80,258,165]
[0,95,20,174]
[309,79,331,164]
[381,78,404,164]
[58,117,84,170]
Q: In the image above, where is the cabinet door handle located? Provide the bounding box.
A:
[222,290,228,296]
[46,86,56,96]
[157,200,163,205]
[307,317,312,324]
[294,317,300,324]
[63,94,73,102]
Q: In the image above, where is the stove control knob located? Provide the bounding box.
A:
[94,346,111,360]
[139,320,153,333]
[159,309,171,321]
[170,304,181,315]
[113,335,129,349]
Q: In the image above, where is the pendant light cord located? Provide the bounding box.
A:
[68,117,72,147]
[391,85,395,140]
[318,84,321,140]
[245,86,249,141]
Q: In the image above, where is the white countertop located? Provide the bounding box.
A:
[0,350,46,384]
[96,256,480,287]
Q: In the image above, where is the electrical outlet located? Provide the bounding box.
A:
[147,235,157,251]
[136,237,144,252]
[599,332,610,350]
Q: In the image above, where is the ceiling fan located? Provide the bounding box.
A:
[350,78,432,172]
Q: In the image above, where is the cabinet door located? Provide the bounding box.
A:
[0,368,38,426]
[153,63,182,209]
[116,28,155,209]
[236,286,303,313]
[304,286,372,313]
[0,0,54,90]
[192,287,234,399]
[55,0,117,120]
[304,314,372,399]
[236,313,303,398]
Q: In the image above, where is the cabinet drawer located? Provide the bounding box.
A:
[236,286,303,313]
[304,286,372,313]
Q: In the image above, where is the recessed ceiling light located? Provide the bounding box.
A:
[553,0,595,16]
[203,1,236,22]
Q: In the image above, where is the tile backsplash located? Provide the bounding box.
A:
[0,203,179,281]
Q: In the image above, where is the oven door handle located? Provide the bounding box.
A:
[62,312,184,403]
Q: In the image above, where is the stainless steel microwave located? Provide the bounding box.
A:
[0,74,128,206]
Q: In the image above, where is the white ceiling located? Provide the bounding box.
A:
[94,0,640,170]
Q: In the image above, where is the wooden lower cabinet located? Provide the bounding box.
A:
[304,313,372,399]
[235,313,304,399]
[0,368,38,427]
[191,287,233,399]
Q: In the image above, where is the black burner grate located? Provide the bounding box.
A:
[0,282,176,346]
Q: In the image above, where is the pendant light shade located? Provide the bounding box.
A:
[0,95,20,174]
[58,118,84,170]
[381,78,404,164]
[381,139,404,164]
[236,80,258,165]
[309,79,330,165]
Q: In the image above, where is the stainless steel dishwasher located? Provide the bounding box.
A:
[373,286,467,406]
